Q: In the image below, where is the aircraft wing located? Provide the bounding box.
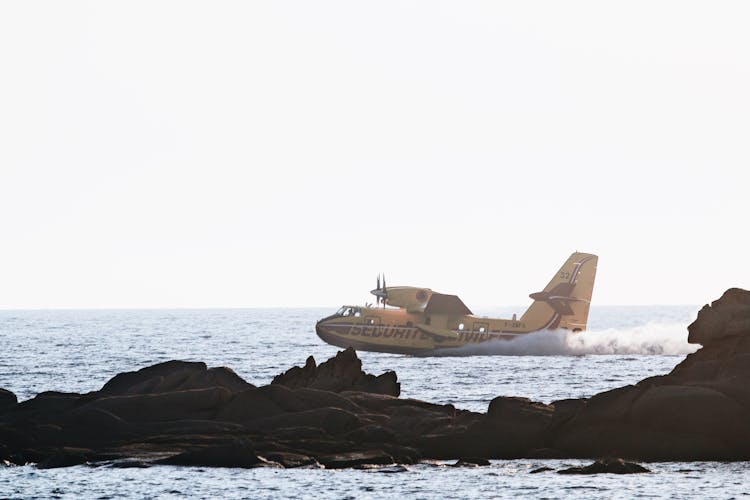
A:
[423,293,473,315]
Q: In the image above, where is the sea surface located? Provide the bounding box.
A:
[2,305,747,499]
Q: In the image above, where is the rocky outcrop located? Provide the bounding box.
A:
[552,288,750,460]
[0,389,16,413]
[272,348,400,396]
[0,350,426,468]
[2,288,750,468]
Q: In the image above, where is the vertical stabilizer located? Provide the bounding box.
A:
[520,252,598,331]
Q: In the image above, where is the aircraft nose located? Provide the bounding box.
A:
[316,314,337,325]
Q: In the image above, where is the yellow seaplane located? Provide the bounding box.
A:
[316,252,598,355]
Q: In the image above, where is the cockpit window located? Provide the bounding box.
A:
[336,306,361,317]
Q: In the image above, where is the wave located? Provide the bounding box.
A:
[430,322,700,357]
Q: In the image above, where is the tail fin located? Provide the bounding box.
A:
[520,252,598,331]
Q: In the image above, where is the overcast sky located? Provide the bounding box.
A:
[1,1,748,309]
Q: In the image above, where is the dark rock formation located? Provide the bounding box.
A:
[452,457,490,467]
[553,288,750,460]
[529,466,554,474]
[0,389,16,413]
[557,458,650,474]
[156,440,281,468]
[2,288,750,468]
[101,360,255,395]
[272,348,400,396]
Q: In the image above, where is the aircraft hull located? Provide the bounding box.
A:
[315,321,520,356]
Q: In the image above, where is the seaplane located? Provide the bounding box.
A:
[315,252,598,355]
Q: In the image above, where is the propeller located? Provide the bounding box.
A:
[373,273,387,307]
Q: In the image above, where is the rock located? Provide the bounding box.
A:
[81,387,232,423]
[101,361,255,395]
[260,451,320,468]
[36,447,92,469]
[101,361,255,396]
[215,387,286,423]
[317,450,394,469]
[343,424,397,444]
[101,360,207,394]
[452,457,490,467]
[13,392,93,423]
[272,348,400,396]
[385,405,454,436]
[629,385,747,439]
[109,459,152,468]
[440,397,554,459]
[0,388,17,413]
[157,440,281,468]
[529,466,554,474]
[688,288,750,346]
[373,464,409,473]
[557,458,649,474]
[244,407,361,434]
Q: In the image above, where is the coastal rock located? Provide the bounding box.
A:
[81,387,233,423]
[101,361,255,395]
[452,457,490,467]
[157,440,281,468]
[36,447,93,469]
[271,348,400,396]
[0,389,17,413]
[557,458,649,475]
[554,288,750,460]
[5,290,750,469]
[317,450,394,469]
[687,288,750,346]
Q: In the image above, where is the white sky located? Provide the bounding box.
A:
[1,1,749,309]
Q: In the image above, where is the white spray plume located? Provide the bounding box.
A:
[431,322,699,357]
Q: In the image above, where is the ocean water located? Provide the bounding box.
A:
[3,305,746,499]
